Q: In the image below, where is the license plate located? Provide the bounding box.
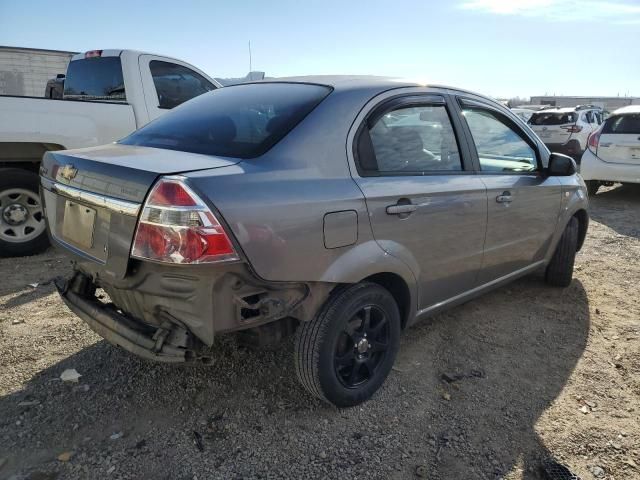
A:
[62,200,96,248]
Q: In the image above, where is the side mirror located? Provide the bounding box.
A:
[547,153,577,176]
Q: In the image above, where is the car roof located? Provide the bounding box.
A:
[535,107,579,114]
[612,105,640,115]
[254,75,505,106]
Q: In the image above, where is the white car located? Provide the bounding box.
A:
[511,108,535,122]
[528,106,603,161]
[0,49,222,256]
[581,105,640,195]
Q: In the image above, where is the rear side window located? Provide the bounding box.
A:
[150,60,216,109]
[362,105,462,174]
[603,114,640,134]
[120,83,332,158]
[63,57,126,102]
[529,112,576,126]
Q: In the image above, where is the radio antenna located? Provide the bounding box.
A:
[248,40,252,72]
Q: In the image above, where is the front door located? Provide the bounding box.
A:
[351,95,488,310]
[458,98,562,283]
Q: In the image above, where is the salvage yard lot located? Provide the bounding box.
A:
[1,186,639,480]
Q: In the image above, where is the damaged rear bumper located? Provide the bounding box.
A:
[55,263,321,363]
[55,275,196,363]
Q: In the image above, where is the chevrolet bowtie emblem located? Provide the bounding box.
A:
[59,164,78,181]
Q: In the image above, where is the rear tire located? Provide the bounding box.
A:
[294,282,401,407]
[545,217,579,288]
[586,180,600,196]
[0,168,50,257]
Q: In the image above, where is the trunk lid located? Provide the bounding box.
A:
[41,144,239,278]
[529,111,577,145]
[597,113,640,165]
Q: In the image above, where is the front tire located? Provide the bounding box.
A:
[0,168,49,257]
[586,180,600,196]
[294,282,401,407]
[545,217,579,288]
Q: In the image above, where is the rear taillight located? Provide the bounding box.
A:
[587,127,602,154]
[131,177,238,264]
[561,125,583,133]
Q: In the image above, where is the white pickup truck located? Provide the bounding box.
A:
[0,49,221,256]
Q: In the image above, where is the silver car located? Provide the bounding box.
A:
[40,77,589,407]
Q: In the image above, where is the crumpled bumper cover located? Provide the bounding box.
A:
[55,275,195,363]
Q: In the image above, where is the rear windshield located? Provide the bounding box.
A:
[63,56,126,102]
[529,112,576,126]
[603,114,640,134]
[120,83,332,159]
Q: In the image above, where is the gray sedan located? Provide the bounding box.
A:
[40,77,589,407]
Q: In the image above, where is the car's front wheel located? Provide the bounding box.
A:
[0,169,49,257]
[545,217,579,288]
[294,282,401,407]
[586,180,600,196]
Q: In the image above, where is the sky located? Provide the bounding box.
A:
[1,0,638,98]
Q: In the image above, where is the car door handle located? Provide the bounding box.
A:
[386,204,418,215]
[496,192,513,203]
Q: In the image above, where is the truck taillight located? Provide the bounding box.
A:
[561,125,583,133]
[84,50,103,58]
[587,127,602,154]
[131,177,238,264]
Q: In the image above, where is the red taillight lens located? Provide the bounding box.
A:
[561,125,583,133]
[587,127,602,154]
[147,179,198,207]
[131,177,238,264]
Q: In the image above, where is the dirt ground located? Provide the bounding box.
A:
[1,184,639,480]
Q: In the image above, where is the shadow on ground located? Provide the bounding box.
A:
[589,184,640,238]
[0,275,590,479]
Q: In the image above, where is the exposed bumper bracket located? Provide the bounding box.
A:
[55,274,204,363]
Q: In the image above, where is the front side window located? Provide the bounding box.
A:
[462,108,538,173]
[63,57,126,102]
[120,83,331,159]
[150,61,216,109]
[362,105,462,174]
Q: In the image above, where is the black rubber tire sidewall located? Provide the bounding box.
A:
[545,217,579,288]
[298,283,401,407]
[0,168,50,257]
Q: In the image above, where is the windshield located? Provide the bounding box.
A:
[529,112,576,126]
[63,56,126,102]
[120,83,332,158]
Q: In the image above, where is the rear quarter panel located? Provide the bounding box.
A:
[185,86,417,288]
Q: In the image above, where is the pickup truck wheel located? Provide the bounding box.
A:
[545,217,579,288]
[294,282,401,407]
[586,181,600,196]
[0,169,49,257]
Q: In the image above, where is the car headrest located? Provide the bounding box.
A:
[208,116,237,143]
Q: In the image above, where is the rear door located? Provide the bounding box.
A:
[597,112,640,164]
[457,97,562,283]
[351,93,488,310]
[139,55,218,122]
[529,110,577,145]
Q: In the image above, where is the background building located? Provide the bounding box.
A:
[529,95,640,111]
[0,46,76,97]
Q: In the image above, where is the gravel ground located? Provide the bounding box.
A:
[1,184,639,480]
